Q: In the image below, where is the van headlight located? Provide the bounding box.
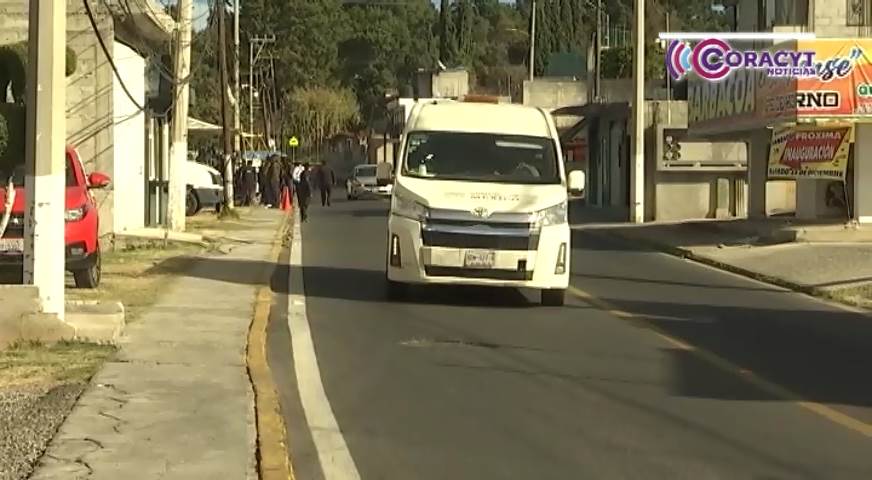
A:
[392,193,429,221]
[535,201,567,226]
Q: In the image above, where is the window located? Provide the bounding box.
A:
[403,131,560,185]
[5,155,77,187]
[765,0,809,27]
[355,166,377,178]
[848,0,869,26]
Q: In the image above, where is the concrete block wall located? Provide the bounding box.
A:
[0,0,116,236]
[523,79,587,110]
[812,0,868,37]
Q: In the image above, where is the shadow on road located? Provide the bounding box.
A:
[146,253,872,410]
[608,296,872,409]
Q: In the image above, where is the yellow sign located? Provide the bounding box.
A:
[288,136,299,148]
[768,124,852,180]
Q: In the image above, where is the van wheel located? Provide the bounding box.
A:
[386,277,407,300]
[186,188,200,216]
[73,249,102,289]
[541,288,565,307]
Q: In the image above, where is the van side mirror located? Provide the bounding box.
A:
[567,170,585,196]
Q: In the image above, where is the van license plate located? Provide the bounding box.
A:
[0,238,23,253]
[464,250,495,269]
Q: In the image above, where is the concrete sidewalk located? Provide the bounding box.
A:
[30,208,286,480]
[571,205,872,306]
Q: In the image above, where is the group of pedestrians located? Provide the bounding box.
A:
[234,154,335,223]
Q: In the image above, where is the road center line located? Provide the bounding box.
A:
[567,285,872,439]
[287,214,362,480]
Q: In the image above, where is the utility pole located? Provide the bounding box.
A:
[529,0,536,82]
[168,0,193,231]
[594,0,602,101]
[630,0,645,223]
[217,0,235,209]
[248,36,275,151]
[24,0,66,318]
[233,0,241,155]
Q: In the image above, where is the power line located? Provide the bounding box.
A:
[83,0,147,112]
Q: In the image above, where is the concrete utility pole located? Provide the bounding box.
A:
[529,0,536,82]
[233,0,241,154]
[630,0,645,223]
[24,0,66,318]
[169,0,193,231]
[217,0,235,209]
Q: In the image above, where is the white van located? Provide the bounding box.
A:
[386,99,585,306]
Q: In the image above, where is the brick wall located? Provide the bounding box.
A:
[0,0,116,235]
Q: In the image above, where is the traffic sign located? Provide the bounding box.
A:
[288,136,299,148]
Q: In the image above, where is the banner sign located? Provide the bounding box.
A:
[768,124,852,180]
[688,38,872,135]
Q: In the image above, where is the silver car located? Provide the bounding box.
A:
[346,164,393,200]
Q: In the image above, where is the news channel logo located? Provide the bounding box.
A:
[661,33,835,82]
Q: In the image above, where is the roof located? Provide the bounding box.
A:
[409,102,553,138]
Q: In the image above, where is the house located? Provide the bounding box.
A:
[0,0,175,235]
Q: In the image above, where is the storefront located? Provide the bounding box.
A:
[687,38,872,223]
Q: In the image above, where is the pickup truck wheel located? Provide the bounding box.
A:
[186,188,200,216]
[541,288,565,307]
[73,249,102,289]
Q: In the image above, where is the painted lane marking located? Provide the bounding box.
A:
[567,285,872,439]
[287,215,362,480]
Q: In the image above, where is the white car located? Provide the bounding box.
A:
[385,99,585,306]
[346,164,393,200]
[186,161,224,216]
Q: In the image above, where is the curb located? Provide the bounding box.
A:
[595,229,823,296]
[247,212,294,480]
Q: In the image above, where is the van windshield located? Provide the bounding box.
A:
[355,166,377,178]
[403,131,560,185]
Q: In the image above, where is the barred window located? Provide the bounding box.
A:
[848,0,869,26]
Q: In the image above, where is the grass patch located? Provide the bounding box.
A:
[66,243,205,321]
[0,341,115,388]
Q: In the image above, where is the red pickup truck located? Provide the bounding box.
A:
[0,146,110,288]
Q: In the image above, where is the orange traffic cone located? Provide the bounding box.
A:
[280,186,292,211]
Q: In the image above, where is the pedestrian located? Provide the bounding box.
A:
[317,161,335,207]
[243,162,257,206]
[296,162,312,222]
[260,158,273,207]
[269,155,281,209]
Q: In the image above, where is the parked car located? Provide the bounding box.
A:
[0,146,111,288]
[186,161,224,216]
[346,164,393,200]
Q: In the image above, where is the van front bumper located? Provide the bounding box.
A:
[386,215,570,289]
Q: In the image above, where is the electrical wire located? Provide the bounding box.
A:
[82,0,147,112]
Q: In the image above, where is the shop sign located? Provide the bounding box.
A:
[768,124,852,180]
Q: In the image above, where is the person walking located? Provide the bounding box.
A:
[269,155,282,209]
[316,162,335,207]
[296,162,312,222]
[242,162,257,206]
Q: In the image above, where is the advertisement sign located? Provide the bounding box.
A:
[684,37,872,135]
[794,39,872,117]
[768,124,852,180]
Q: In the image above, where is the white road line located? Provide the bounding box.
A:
[287,214,362,480]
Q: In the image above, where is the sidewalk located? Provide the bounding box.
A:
[571,205,872,307]
[29,207,285,480]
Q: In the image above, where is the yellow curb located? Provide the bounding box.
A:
[247,212,294,480]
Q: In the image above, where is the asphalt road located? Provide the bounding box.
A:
[268,197,872,480]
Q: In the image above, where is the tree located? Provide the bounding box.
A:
[285,86,360,157]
